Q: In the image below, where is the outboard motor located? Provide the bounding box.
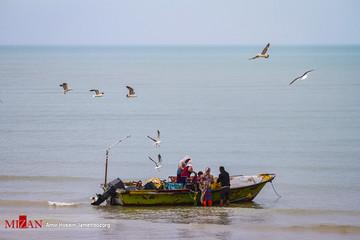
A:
[91,178,125,206]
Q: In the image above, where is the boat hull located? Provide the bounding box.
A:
[116,174,275,206]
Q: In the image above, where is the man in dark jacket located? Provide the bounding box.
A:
[217,166,230,207]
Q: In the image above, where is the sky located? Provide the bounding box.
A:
[0,0,359,45]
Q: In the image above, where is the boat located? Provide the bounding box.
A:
[91,173,276,206]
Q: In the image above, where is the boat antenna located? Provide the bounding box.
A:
[104,135,131,186]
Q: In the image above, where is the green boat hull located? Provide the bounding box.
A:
[116,174,274,206]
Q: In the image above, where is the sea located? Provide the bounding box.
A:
[0,45,359,239]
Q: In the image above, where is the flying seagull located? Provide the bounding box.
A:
[289,70,314,85]
[89,89,104,97]
[149,154,163,169]
[249,43,270,60]
[126,86,137,98]
[147,130,161,148]
[59,83,72,94]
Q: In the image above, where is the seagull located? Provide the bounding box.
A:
[289,70,315,85]
[147,130,161,148]
[149,154,163,169]
[249,43,270,60]
[126,86,137,98]
[89,89,104,97]
[59,83,73,94]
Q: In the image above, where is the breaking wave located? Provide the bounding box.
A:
[48,201,82,207]
[0,199,84,207]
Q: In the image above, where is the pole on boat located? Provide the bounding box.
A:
[104,135,131,186]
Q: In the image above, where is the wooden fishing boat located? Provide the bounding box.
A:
[91,173,276,206]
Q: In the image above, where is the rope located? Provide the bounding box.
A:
[270,180,282,198]
[189,191,198,206]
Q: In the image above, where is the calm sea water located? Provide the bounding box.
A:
[0,45,360,239]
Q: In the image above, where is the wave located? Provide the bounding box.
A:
[0,175,99,182]
[243,225,360,234]
[271,208,360,216]
[0,199,84,207]
[48,201,82,207]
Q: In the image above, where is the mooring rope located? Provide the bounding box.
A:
[189,191,198,206]
[270,180,281,198]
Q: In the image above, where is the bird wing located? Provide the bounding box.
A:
[90,89,100,94]
[303,69,314,76]
[126,86,135,95]
[148,156,158,166]
[157,130,160,140]
[158,154,162,166]
[289,77,301,85]
[249,55,259,60]
[261,43,270,55]
[147,135,157,142]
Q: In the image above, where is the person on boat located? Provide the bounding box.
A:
[195,171,203,191]
[197,171,203,182]
[177,156,191,183]
[217,166,230,207]
[180,159,196,188]
[200,167,213,207]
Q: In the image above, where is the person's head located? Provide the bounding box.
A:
[205,167,211,174]
[219,166,225,173]
[186,159,193,166]
[183,155,191,164]
[198,171,203,177]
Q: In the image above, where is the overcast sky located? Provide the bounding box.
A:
[0,0,359,45]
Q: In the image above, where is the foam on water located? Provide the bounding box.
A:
[0,199,83,208]
[47,201,82,207]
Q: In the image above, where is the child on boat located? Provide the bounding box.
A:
[196,171,203,191]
